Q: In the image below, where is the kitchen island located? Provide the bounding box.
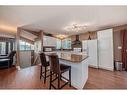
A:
[46,52,89,89]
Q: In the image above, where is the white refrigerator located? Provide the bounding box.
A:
[82,29,114,71]
[82,39,98,68]
[97,29,114,71]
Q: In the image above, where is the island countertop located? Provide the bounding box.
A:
[46,52,88,63]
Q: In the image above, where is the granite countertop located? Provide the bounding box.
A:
[46,52,88,63]
[59,53,88,63]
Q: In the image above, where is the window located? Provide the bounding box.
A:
[19,40,34,50]
[62,38,71,49]
[0,42,6,54]
[25,42,31,50]
[20,40,25,50]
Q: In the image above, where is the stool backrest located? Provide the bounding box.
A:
[8,51,16,58]
[49,54,60,74]
[40,53,47,67]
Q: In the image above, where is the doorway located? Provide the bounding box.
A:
[121,29,127,71]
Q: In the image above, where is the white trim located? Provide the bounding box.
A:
[99,67,114,71]
[16,66,21,70]
[89,65,98,69]
[89,65,114,71]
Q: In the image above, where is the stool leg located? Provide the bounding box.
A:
[60,74,62,80]
[44,66,47,83]
[55,73,57,78]
[69,69,71,87]
[40,66,42,79]
[49,71,52,89]
[8,60,9,69]
[58,73,60,89]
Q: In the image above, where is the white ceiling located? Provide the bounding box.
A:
[0,6,127,36]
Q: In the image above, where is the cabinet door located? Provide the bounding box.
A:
[50,37,56,46]
[82,40,88,51]
[88,40,98,68]
[43,36,47,46]
[43,36,57,46]
[97,29,114,71]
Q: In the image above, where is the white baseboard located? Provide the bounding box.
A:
[16,66,21,70]
[89,65,114,71]
[99,66,114,71]
[89,65,98,68]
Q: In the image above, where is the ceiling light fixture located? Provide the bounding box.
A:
[64,23,87,32]
[55,34,67,39]
[88,32,91,40]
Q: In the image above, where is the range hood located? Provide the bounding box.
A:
[72,35,81,45]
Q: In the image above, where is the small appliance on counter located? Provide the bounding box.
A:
[73,48,82,52]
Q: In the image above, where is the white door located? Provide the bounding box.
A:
[97,29,114,71]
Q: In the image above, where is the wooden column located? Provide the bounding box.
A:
[40,30,44,52]
[33,30,43,65]
[16,27,21,70]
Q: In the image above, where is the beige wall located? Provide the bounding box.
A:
[69,24,127,61]
[113,30,121,61]
[70,31,97,42]
[113,24,127,61]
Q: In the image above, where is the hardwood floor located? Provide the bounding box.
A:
[0,65,127,89]
[85,68,127,89]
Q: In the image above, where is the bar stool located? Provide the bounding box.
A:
[40,53,50,83]
[49,54,71,89]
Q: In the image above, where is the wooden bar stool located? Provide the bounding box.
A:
[49,54,71,89]
[40,53,50,83]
